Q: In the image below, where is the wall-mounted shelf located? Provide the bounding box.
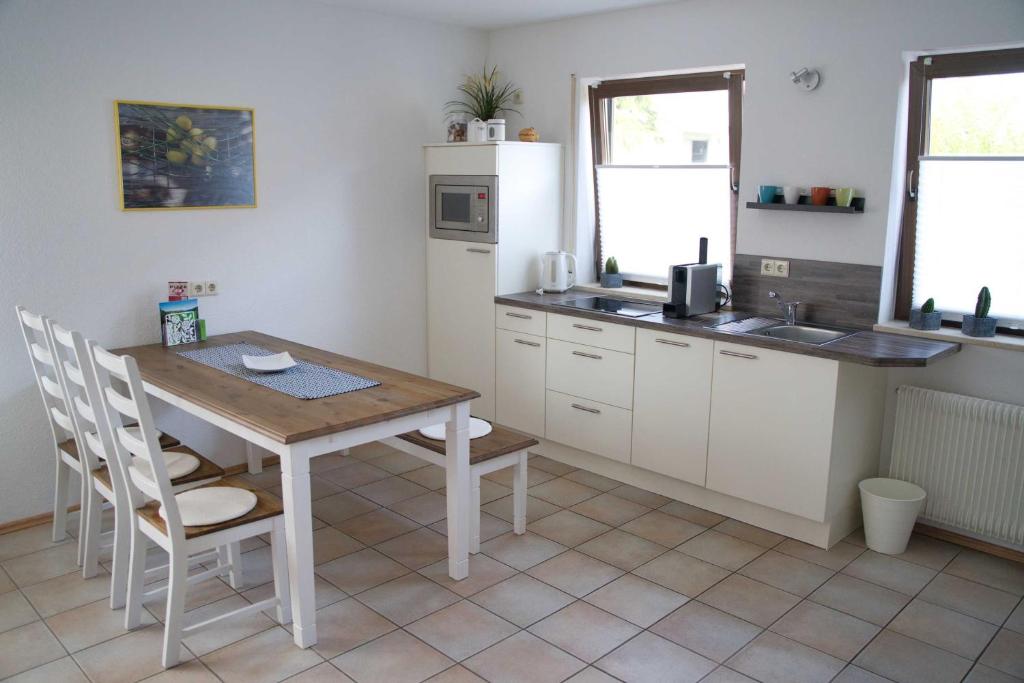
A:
[746,196,865,213]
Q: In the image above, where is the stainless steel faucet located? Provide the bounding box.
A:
[768,290,801,325]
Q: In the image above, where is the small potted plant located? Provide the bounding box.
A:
[445,65,521,141]
[909,298,942,330]
[962,286,998,337]
[601,257,623,288]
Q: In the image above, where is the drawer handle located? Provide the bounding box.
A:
[572,323,603,332]
[719,349,758,360]
[572,350,603,360]
[655,338,691,348]
[505,312,532,320]
[466,247,491,254]
[571,403,601,415]
[514,339,541,347]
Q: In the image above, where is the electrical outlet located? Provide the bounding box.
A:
[774,260,790,277]
[761,258,775,275]
[204,280,219,296]
[187,281,206,297]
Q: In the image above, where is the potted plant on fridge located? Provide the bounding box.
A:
[962,286,998,337]
[445,65,521,141]
[909,298,942,330]
[601,257,623,288]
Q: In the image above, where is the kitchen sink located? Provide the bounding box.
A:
[749,323,855,345]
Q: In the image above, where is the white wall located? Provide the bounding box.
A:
[0,0,485,524]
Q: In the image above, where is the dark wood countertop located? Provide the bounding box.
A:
[495,291,960,368]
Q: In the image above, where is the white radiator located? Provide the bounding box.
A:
[890,385,1024,547]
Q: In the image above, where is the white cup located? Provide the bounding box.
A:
[783,186,801,205]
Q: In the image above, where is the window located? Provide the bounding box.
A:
[896,48,1024,328]
[589,70,743,286]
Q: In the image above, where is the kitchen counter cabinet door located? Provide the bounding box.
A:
[496,329,546,436]
[631,329,714,486]
[706,342,838,522]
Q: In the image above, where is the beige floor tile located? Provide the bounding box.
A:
[843,550,937,596]
[336,509,419,546]
[425,664,486,682]
[700,574,800,628]
[309,598,396,659]
[890,598,998,659]
[242,465,283,489]
[832,665,891,682]
[483,465,556,489]
[469,574,574,627]
[562,470,621,492]
[181,595,277,657]
[608,484,670,508]
[372,451,432,475]
[526,550,624,598]
[570,493,650,526]
[530,601,640,663]
[375,528,449,570]
[565,666,621,682]
[407,600,518,661]
[0,524,72,563]
[701,667,759,683]
[585,574,687,627]
[651,601,761,663]
[482,495,559,524]
[596,631,716,683]
[0,621,66,679]
[480,532,566,571]
[809,573,911,626]
[713,519,785,548]
[946,550,1024,596]
[419,553,517,598]
[47,596,156,652]
[429,512,512,544]
[576,530,665,571]
[356,573,459,626]
[312,527,364,566]
[244,575,346,617]
[477,479,515,505]
[350,442,399,460]
[231,545,276,589]
[464,630,586,683]
[678,530,765,571]
[309,453,355,474]
[389,491,448,525]
[964,663,1022,683]
[147,575,237,621]
[353,477,430,507]
[892,534,961,570]
[310,492,379,527]
[844,528,867,547]
[74,624,196,683]
[1006,599,1024,633]
[2,542,80,587]
[201,626,323,683]
[633,549,731,597]
[529,456,578,477]
[0,590,38,634]
[401,465,448,491]
[853,629,972,683]
[284,662,356,682]
[727,631,845,683]
[769,601,878,661]
[739,550,834,597]
[315,548,410,595]
[659,500,727,527]
[527,510,611,547]
[620,510,705,547]
[979,628,1024,678]
[527,478,601,507]
[317,462,390,490]
[22,568,112,618]
[0,566,14,594]
[333,629,452,683]
[265,476,342,502]
[774,539,864,571]
[4,655,89,683]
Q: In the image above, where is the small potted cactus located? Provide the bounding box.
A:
[909,297,942,330]
[962,286,998,337]
[601,256,623,288]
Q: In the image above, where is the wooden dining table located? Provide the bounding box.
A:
[114,330,479,648]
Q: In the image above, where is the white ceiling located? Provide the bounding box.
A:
[315,0,675,29]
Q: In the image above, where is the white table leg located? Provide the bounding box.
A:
[444,401,471,580]
[246,442,263,475]
[280,448,316,647]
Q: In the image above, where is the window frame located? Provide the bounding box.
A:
[894,47,1024,322]
[588,69,744,287]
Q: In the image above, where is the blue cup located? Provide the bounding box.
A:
[758,185,779,203]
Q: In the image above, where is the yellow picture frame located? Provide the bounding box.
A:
[114,100,258,211]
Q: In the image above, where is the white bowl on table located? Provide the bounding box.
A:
[242,351,297,373]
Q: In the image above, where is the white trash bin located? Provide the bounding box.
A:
[858,478,926,555]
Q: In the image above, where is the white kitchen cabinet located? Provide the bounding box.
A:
[495,328,546,436]
[631,328,714,486]
[546,390,632,463]
[706,341,839,521]
[496,304,545,336]
[547,313,636,353]
[546,339,635,409]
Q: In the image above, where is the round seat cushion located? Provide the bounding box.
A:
[160,486,258,527]
[418,417,492,441]
[131,449,201,481]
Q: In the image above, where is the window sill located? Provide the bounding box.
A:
[576,282,668,302]
[874,321,1024,353]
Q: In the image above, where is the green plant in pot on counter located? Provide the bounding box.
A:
[909,297,942,330]
[962,286,998,337]
[601,256,623,288]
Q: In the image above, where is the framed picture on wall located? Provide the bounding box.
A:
[114,100,257,210]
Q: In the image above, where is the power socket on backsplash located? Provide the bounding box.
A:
[760,258,790,277]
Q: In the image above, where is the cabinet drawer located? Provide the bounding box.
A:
[546,390,632,464]
[546,339,634,409]
[496,329,546,437]
[547,313,635,353]
[496,305,546,336]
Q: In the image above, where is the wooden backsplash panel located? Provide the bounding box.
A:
[731,254,882,329]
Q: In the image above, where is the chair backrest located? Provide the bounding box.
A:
[89,341,184,537]
[15,306,76,452]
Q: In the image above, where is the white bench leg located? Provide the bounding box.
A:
[513,451,527,536]
[246,442,262,475]
[470,474,481,555]
[271,517,292,624]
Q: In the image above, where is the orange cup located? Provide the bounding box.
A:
[811,187,832,206]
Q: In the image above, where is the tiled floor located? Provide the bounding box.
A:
[1,444,1023,682]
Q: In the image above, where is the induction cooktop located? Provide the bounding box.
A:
[554,296,662,318]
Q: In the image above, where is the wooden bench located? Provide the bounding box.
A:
[386,425,537,553]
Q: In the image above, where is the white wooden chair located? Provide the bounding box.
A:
[45,321,225,608]
[89,341,290,669]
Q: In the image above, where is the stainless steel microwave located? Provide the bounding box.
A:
[429,175,498,244]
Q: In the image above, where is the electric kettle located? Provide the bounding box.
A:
[541,251,577,292]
